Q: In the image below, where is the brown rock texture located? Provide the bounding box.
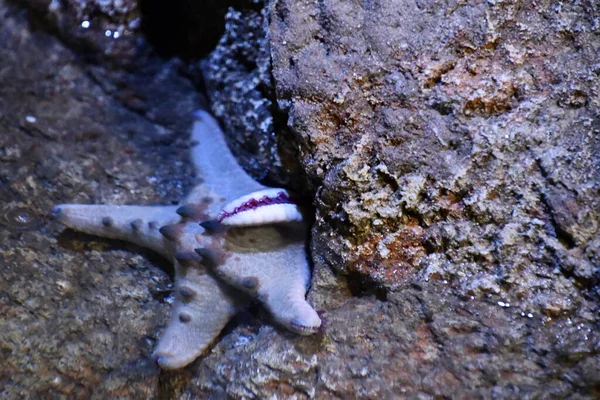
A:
[200,0,600,398]
[269,0,599,296]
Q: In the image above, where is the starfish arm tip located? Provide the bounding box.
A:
[290,317,322,335]
[278,300,322,335]
[188,111,265,202]
[152,270,240,370]
[50,205,63,220]
[192,109,207,121]
[50,203,178,258]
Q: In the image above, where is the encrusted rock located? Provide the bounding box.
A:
[201,0,600,397]
[201,2,306,189]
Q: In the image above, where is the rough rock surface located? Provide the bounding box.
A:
[1,0,599,398]
[0,1,200,397]
[201,3,306,189]
[269,0,600,294]
[15,0,144,64]
[199,0,600,398]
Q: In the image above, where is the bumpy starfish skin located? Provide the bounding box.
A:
[52,110,321,370]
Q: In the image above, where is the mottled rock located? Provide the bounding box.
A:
[0,1,198,396]
[269,0,599,306]
[16,0,143,64]
[200,0,600,397]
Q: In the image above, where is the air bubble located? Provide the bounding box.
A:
[2,207,41,230]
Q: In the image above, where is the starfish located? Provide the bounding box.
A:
[51,110,321,370]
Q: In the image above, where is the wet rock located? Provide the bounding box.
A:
[200,0,600,397]
[0,0,198,396]
[16,0,143,64]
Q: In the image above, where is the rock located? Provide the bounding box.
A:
[201,0,600,397]
[15,0,245,65]
[268,0,599,292]
[16,0,143,65]
[268,0,600,297]
[0,1,199,396]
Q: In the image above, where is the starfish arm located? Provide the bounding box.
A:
[214,226,321,335]
[51,204,179,258]
[152,259,242,370]
[254,244,321,335]
[50,110,321,370]
[185,110,264,208]
[259,270,321,335]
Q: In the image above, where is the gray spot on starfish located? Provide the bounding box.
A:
[179,286,196,299]
[179,312,192,323]
[50,206,63,220]
[194,247,222,264]
[199,220,226,234]
[174,251,202,266]
[257,293,269,303]
[241,276,259,289]
[51,110,320,370]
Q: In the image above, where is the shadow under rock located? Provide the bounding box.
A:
[140,0,256,61]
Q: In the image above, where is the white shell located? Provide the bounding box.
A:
[218,189,303,227]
